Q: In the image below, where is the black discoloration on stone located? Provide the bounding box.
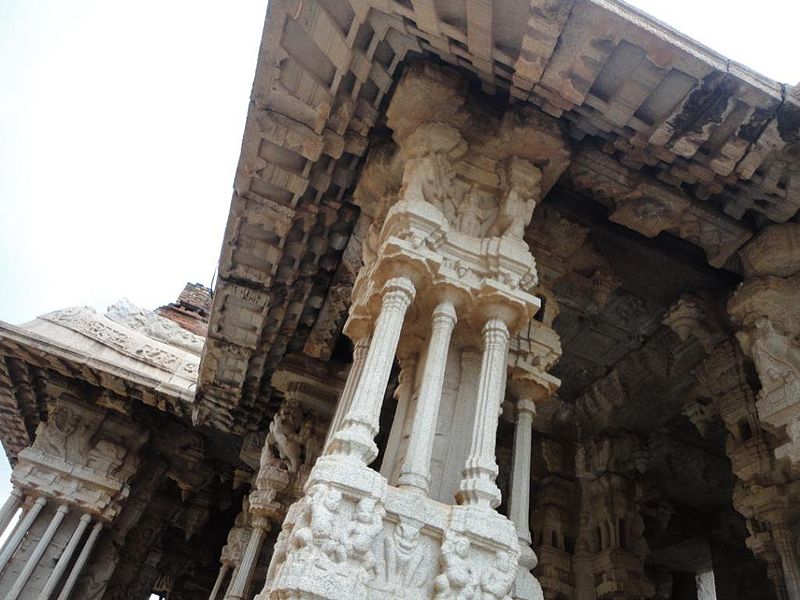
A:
[737,106,775,144]
[776,101,800,143]
[670,72,738,140]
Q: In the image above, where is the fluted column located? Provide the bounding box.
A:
[227,518,270,600]
[38,512,92,600]
[57,520,102,600]
[509,398,535,545]
[329,276,416,464]
[398,300,457,493]
[0,496,46,572]
[457,318,510,509]
[0,488,23,538]
[323,336,371,453]
[209,563,231,600]
[8,504,68,600]
[773,521,800,600]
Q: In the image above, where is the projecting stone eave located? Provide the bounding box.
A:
[592,0,785,92]
[0,312,199,439]
[198,0,800,428]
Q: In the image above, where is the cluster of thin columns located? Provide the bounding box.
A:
[210,274,541,596]
[326,275,537,527]
[0,489,102,600]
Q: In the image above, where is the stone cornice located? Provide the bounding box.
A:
[199,0,800,430]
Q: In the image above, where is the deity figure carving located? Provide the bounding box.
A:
[489,158,542,240]
[479,550,515,600]
[400,123,466,212]
[345,497,385,578]
[434,536,474,599]
[381,521,426,588]
[292,484,347,563]
[457,185,486,237]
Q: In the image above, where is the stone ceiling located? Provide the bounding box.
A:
[196,0,800,433]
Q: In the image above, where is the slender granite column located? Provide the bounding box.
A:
[0,496,46,572]
[0,488,23,538]
[329,276,416,464]
[380,352,419,483]
[323,335,370,453]
[208,563,231,600]
[227,518,270,600]
[398,300,457,493]
[7,504,68,600]
[773,521,800,600]
[508,398,535,545]
[509,398,539,588]
[224,565,241,600]
[457,318,510,509]
[37,512,92,600]
[56,520,102,600]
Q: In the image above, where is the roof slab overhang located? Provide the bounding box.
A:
[197,0,800,432]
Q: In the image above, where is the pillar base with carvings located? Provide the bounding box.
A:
[260,455,522,600]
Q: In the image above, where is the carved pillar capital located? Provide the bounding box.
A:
[515,398,537,419]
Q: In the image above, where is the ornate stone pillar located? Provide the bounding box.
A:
[7,503,68,600]
[728,223,800,467]
[323,335,370,453]
[329,276,416,465]
[0,488,22,538]
[772,519,800,600]
[457,317,510,510]
[398,300,457,494]
[0,496,45,572]
[226,517,270,600]
[37,512,93,600]
[56,520,103,600]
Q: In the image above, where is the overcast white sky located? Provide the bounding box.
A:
[0,0,798,567]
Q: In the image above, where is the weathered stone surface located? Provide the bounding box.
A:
[4,1,800,599]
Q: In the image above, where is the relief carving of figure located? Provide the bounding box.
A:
[345,496,385,578]
[434,536,474,599]
[746,318,800,406]
[263,401,305,473]
[479,550,515,600]
[489,158,542,239]
[401,123,466,212]
[382,521,426,588]
[292,484,347,563]
[457,185,484,237]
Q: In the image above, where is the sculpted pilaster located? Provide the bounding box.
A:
[728,224,800,468]
[573,436,655,600]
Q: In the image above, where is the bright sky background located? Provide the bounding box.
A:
[0,0,797,578]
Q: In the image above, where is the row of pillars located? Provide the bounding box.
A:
[208,516,270,600]
[0,488,102,600]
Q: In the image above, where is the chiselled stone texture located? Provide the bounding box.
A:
[5,1,800,599]
[199,0,800,435]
